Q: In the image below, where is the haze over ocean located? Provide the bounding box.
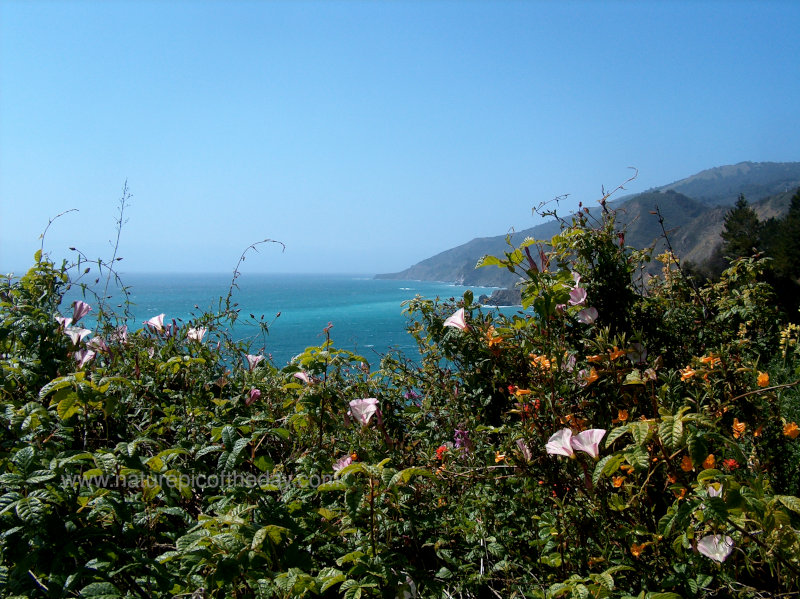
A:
[63,273,498,366]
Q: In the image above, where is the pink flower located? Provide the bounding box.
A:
[545,428,575,457]
[349,398,379,426]
[88,336,108,353]
[55,316,72,329]
[697,534,734,562]
[64,327,92,345]
[110,325,128,344]
[72,300,91,323]
[568,287,587,306]
[333,454,353,473]
[293,371,311,384]
[443,308,468,331]
[516,439,533,462]
[569,429,606,459]
[187,327,207,342]
[246,388,261,406]
[572,271,582,286]
[546,428,606,459]
[576,307,598,324]
[246,354,264,371]
[145,314,165,332]
[74,348,96,368]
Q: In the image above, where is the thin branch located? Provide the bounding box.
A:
[224,239,286,314]
[39,208,78,255]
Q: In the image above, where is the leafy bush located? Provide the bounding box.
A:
[1,203,799,598]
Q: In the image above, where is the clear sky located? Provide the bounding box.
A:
[1,0,799,275]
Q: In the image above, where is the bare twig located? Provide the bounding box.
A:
[224,239,286,314]
[39,208,78,255]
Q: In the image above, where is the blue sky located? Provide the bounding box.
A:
[2,0,799,275]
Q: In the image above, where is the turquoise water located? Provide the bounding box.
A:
[64,273,499,366]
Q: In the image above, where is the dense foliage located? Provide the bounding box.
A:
[2,206,800,598]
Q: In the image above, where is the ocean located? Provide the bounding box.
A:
[64,273,500,366]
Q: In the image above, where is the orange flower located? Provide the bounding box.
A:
[757,372,769,387]
[530,354,552,371]
[485,326,503,348]
[494,451,506,463]
[680,455,694,472]
[700,354,721,368]
[680,367,696,381]
[613,409,629,423]
[674,488,687,500]
[350,452,358,461]
[732,418,746,439]
[608,346,625,361]
[702,454,716,470]
[630,543,645,558]
[583,368,599,385]
[784,422,800,439]
[754,425,763,437]
[587,354,603,363]
[667,473,678,484]
[435,445,447,460]
[612,476,625,488]
[620,464,634,474]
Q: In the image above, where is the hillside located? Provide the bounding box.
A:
[377,161,800,287]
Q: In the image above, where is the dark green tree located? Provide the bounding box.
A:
[772,188,800,279]
[720,194,762,258]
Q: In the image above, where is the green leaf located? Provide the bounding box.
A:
[318,569,346,592]
[477,255,505,269]
[687,432,708,466]
[630,421,651,446]
[15,496,44,524]
[252,524,290,549]
[658,416,684,451]
[605,424,630,447]
[697,469,721,482]
[39,376,76,400]
[79,582,122,598]
[336,550,365,567]
[593,454,624,484]
[627,447,650,470]
[776,495,800,515]
[56,392,81,420]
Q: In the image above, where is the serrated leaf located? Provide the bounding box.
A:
[318,481,347,492]
[687,432,708,466]
[477,255,504,269]
[593,453,624,484]
[336,550,365,567]
[93,452,116,475]
[221,425,235,450]
[697,468,721,482]
[658,416,684,451]
[776,495,800,515]
[627,446,650,470]
[79,582,122,598]
[630,421,651,446]
[605,424,630,447]
[319,572,346,592]
[56,392,81,420]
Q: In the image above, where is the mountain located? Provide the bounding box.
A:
[654,161,800,206]
[376,161,800,287]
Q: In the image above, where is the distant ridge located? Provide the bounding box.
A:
[376,161,800,287]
